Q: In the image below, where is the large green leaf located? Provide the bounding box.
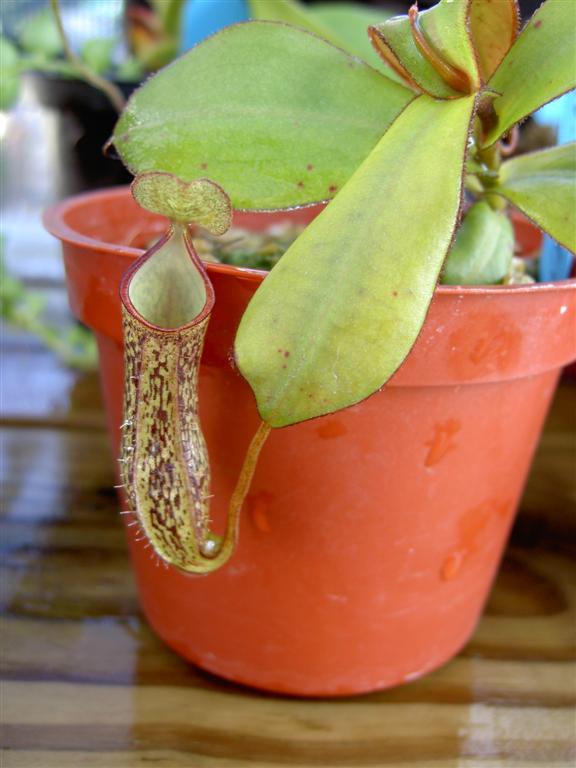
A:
[368,0,479,99]
[484,0,576,146]
[113,22,413,210]
[495,143,576,253]
[248,0,335,41]
[308,3,393,72]
[235,95,476,427]
[441,201,514,285]
[250,0,397,77]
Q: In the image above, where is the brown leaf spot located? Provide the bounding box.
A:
[200,162,208,169]
[534,19,542,28]
[297,180,305,188]
[328,184,338,194]
[307,164,314,172]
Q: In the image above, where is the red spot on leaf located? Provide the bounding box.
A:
[328,184,338,194]
[534,19,542,28]
[284,351,290,357]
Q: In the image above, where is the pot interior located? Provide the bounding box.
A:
[60,188,325,255]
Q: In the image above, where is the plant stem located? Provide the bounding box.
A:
[50,0,126,113]
[477,141,501,176]
[483,192,508,212]
[216,420,272,554]
[198,420,271,564]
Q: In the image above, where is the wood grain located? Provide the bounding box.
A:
[1,328,575,767]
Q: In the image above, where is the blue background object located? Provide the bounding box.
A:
[180,0,250,51]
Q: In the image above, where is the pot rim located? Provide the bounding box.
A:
[44,186,576,295]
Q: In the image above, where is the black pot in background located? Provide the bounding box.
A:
[24,71,136,199]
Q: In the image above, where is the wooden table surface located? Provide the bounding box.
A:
[1,329,575,768]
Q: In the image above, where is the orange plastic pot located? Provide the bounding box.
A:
[45,187,576,697]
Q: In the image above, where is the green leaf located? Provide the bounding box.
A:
[0,36,19,70]
[115,55,144,82]
[81,37,115,75]
[248,0,336,41]
[235,94,476,427]
[0,257,97,371]
[0,36,21,110]
[18,55,77,78]
[113,21,413,210]
[368,0,479,98]
[469,0,519,82]
[0,72,19,111]
[310,3,391,59]
[494,143,576,254]
[441,201,514,285]
[250,0,393,72]
[484,0,576,145]
[17,9,63,58]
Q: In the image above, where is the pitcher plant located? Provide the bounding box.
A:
[112,0,575,573]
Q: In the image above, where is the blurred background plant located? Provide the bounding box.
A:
[0,240,97,370]
[0,0,189,112]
